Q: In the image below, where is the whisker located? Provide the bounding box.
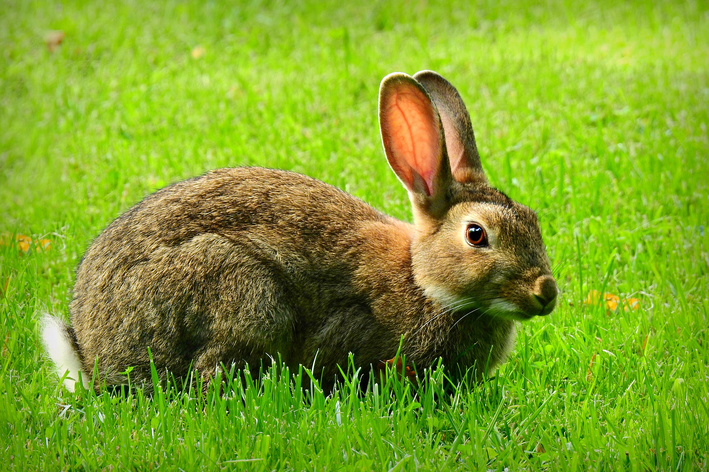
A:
[410,298,473,338]
[472,306,496,324]
[411,294,516,339]
[448,306,481,333]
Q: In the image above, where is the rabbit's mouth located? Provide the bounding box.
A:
[488,289,557,320]
[424,284,521,321]
[423,283,552,322]
[486,298,537,321]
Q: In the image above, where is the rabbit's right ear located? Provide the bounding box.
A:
[413,70,487,185]
[379,73,452,217]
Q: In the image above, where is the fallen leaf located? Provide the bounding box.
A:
[585,290,640,313]
[1,333,9,357]
[45,30,65,53]
[1,276,9,298]
[624,298,640,310]
[376,357,418,385]
[0,232,51,254]
[191,46,205,59]
[586,352,596,382]
[15,234,32,253]
[642,333,649,355]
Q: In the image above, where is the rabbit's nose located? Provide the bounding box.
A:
[533,275,558,316]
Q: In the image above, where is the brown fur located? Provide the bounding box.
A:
[46,71,557,392]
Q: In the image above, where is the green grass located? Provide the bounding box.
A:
[2,0,708,469]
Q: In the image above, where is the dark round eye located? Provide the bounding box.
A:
[465,223,488,247]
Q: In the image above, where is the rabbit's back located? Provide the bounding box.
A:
[70,167,405,386]
[81,167,384,260]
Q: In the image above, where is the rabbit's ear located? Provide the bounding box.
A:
[413,70,487,184]
[379,73,451,211]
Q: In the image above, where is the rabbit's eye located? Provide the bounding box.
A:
[465,223,488,247]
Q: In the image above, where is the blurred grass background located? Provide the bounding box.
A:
[1,0,708,469]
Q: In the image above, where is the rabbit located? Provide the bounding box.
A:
[41,70,558,393]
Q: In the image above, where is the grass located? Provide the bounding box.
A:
[1,0,708,469]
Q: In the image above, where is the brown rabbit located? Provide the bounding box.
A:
[42,70,557,393]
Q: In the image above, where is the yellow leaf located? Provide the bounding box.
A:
[624,298,640,310]
[0,232,51,253]
[191,46,205,59]
[585,290,640,312]
[36,239,51,251]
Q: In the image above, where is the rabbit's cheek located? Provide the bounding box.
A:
[422,284,479,312]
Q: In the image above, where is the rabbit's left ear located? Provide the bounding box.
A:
[413,70,487,185]
[379,72,449,198]
[379,72,453,218]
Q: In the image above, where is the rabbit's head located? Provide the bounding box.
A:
[379,70,557,321]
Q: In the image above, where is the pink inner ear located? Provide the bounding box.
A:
[382,88,441,196]
[438,112,465,175]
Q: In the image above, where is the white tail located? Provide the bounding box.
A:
[41,314,88,392]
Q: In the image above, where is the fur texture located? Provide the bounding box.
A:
[43,71,557,392]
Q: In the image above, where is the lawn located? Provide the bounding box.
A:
[1,0,708,469]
